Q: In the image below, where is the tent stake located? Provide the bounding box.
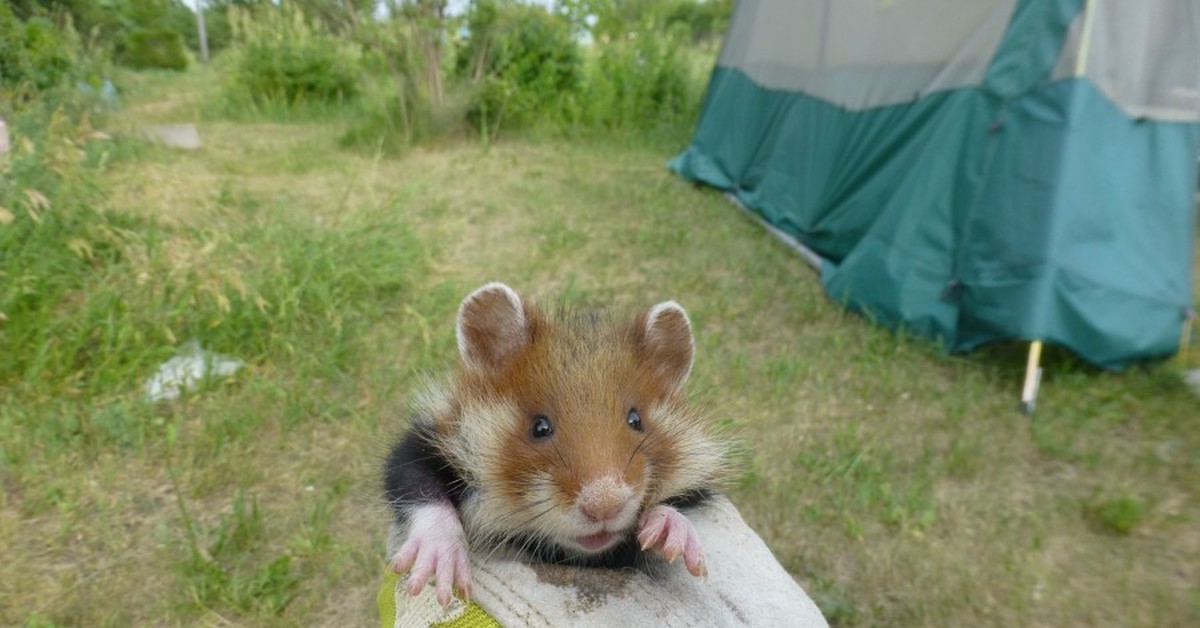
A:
[1020,341,1043,415]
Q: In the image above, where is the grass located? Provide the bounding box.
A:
[2,67,1199,627]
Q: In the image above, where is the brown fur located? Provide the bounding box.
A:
[420,286,728,554]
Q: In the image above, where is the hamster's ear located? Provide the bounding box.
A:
[637,301,694,393]
[457,282,529,371]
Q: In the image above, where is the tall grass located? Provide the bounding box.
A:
[0,87,424,523]
[339,3,713,154]
[215,4,362,118]
[575,26,705,144]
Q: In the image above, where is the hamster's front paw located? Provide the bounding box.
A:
[637,503,707,577]
[391,501,472,607]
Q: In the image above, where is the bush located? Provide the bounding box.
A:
[664,0,732,44]
[226,6,360,108]
[235,38,358,104]
[118,28,188,71]
[0,6,75,93]
[341,19,435,153]
[578,25,699,138]
[456,2,581,134]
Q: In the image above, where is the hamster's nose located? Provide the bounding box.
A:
[581,496,624,523]
[578,475,634,523]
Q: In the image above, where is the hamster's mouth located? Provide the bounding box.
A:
[576,531,619,552]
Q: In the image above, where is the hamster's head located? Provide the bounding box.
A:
[443,282,725,558]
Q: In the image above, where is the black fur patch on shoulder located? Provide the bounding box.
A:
[383,422,470,518]
[663,487,717,511]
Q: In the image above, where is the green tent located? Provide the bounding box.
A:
[672,0,1200,369]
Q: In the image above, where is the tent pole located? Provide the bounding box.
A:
[1180,310,1194,366]
[1020,341,1043,415]
[1074,0,1098,77]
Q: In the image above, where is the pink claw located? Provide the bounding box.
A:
[637,504,707,577]
[390,501,472,606]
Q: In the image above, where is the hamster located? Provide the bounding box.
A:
[382,282,730,606]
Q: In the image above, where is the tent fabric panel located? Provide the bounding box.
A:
[674,0,1198,368]
[819,234,962,350]
[980,0,1083,100]
[968,80,1196,310]
[672,68,1196,368]
[957,78,1196,365]
[671,68,993,263]
[1051,0,1200,122]
[954,270,1189,365]
[717,0,1018,110]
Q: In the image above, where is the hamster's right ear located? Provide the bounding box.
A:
[637,300,694,393]
[457,282,530,371]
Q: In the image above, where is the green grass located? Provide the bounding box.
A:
[2,68,1199,627]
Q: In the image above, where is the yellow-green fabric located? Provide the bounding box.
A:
[378,569,503,628]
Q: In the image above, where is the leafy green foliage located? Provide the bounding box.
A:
[578,26,698,136]
[0,5,75,93]
[450,0,707,144]
[662,0,733,44]
[560,0,731,43]
[108,0,191,71]
[456,1,581,135]
[10,0,121,44]
[339,16,438,153]
[234,38,358,104]
[225,5,361,108]
[118,28,188,70]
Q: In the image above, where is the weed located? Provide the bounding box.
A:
[172,485,301,617]
[1085,493,1148,536]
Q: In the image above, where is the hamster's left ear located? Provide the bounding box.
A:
[637,301,694,393]
[457,282,530,372]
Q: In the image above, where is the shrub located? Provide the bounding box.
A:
[226,6,360,108]
[578,24,699,138]
[0,6,75,93]
[456,1,581,134]
[235,38,358,104]
[664,0,733,44]
[351,20,432,150]
[118,28,188,71]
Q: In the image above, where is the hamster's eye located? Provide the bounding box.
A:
[531,414,554,440]
[626,408,643,432]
